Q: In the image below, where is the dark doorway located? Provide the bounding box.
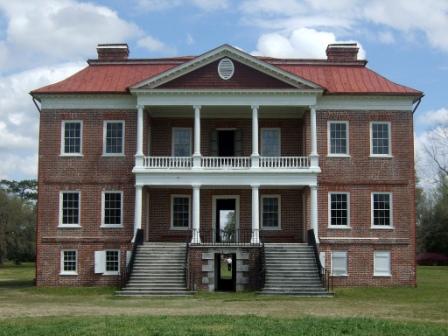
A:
[215,253,236,291]
[215,198,236,243]
[218,130,235,156]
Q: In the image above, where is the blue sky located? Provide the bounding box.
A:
[0,0,447,181]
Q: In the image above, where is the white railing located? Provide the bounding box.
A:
[201,156,251,169]
[260,156,310,168]
[143,156,192,168]
[141,156,310,169]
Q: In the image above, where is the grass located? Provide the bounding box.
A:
[0,263,447,335]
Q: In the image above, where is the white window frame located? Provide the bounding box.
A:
[371,192,394,229]
[260,195,281,230]
[103,121,125,156]
[328,192,351,229]
[260,128,281,156]
[104,250,120,275]
[170,194,191,230]
[327,121,350,157]
[101,191,123,228]
[60,120,83,156]
[373,251,392,277]
[171,127,192,157]
[60,250,78,275]
[370,121,392,157]
[58,191,81,228]
[331,251,348,277]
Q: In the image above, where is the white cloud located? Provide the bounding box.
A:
[192,0,229,11]
[0,0,142,71]
[253,27,365,59]
[135,0,182,11]
[0,154,38,180]
[377,31,395,44]
[417,108,448,126]
[135,0,228,12]
[137,35,176,54]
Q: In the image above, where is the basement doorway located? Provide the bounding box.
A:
[215,253,236,291]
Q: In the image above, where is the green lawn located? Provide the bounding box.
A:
[0,263,447,335]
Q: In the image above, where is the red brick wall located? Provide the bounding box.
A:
[160,59,295,89]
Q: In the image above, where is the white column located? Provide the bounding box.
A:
[309,106,319,167]
[193,105,201,168]
[310,185,319,243]
[251,105,260,168]
[251,184,260,244]
[191,184,201,244]
[133,185,143,242]
[135,104,144,167]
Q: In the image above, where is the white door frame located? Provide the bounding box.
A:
[212,195,240,242]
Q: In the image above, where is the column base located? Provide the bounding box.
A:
[192,154,202,168]
[251,154,260,168]
[191,230,201,244]
[135,154,144,167]
[250,230,260,244]
[309,154,319,168]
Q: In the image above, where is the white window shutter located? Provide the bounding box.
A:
[319,252,326,269]
[374,251,391,276]
[332,251,348,276]
[126,251,132,267]
[94,251,105,274]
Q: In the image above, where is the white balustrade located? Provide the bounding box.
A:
[143,156,192,168]
[201,156,251,169]
[259,156,310,168]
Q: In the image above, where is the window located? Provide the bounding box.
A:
[328,121,349,155]
[61,250,77,275]
[328,193,350,227]
[372,193,393,228]
[102,191,123,227]
[331,251,348,276]
[261,128,281,156]
[261,195,281,229]
[172,128,192,156]
[59,191,80,227]
[171,195,190,229]
[103,121,124,155]
[374,251,391,277]
[370,122,391,156]
[105,250,120,275]
[61,121,82,155]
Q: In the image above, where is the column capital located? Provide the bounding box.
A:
[191,183,202,189]
[251,105,259,111]
[309,105,316,111]
[136,104,144,110]
[193,105,202,111]
[250,184,260,189]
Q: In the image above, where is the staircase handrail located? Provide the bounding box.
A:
[120,229,144,289]
[307,229,333,293]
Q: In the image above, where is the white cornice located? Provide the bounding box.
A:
[39,94,136,110]
[316,95,415,111]
[130,44,323,90]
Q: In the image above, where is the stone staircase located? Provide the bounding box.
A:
[260,243,332,296]
[117,242,192,296]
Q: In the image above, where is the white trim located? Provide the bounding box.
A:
[370,121,392,157]
[60,120,83,156]
[331,251,348,277]
[328,192,351,229]
[371,192,394,229]
[316,95,416,111]
[373,251,392,277]
[38,94,136,110]
[101,191,124,228]
[260,195,281,230]
[130,44,322,90]
[327,121,349,156]
[170,194,191,230]
[103,249,121,276]
[321,237,407,241]
[60,250,78,275]
[58,191,81,228]
[102,121,125,156]
[260,128,281,157]
[212,195,240,239]
[171,127,192,157]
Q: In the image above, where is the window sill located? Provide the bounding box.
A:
[170,227,191,231]
[60,272,78,276]
[331,274,348,277]
[328,226,351,230]
[103,272,120,276]
[58,225,81,229]
[370,226,394,230]
[327,154,351,158]
[369,155,393,159]
[261,227,281,231]
[59,154,83,157]
[373,274,392,277]
[102,154,125,157]
[100,225,123,229]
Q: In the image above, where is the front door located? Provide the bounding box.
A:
[215,198,236,243]
[217,130,235,156]
[215,253,236,291]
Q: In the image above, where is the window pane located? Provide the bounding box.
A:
[105,122,123,154]
[172,197,189,227]
[262,197,279,227]
[372,123,390,155]
[330,193,348,226]
[332,252,347,276]
[62,192,79,225]
[329,123,347,154]
[106,251,119,272]
[104,192,122,225]
[173,129,191,156]
[373,193,391,226]
[64,122,81,154]
[262,129,280,156]
[63,250,77,272]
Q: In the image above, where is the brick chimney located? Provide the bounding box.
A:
[97,43,129,61]
[326,43,359,62]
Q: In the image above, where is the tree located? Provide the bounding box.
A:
[0,179,37,202]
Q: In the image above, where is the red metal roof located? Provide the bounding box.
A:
[32,58,422,96]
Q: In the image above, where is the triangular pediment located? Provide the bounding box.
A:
[130,44,322,91]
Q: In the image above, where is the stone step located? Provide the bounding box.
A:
[117,290,192,296]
